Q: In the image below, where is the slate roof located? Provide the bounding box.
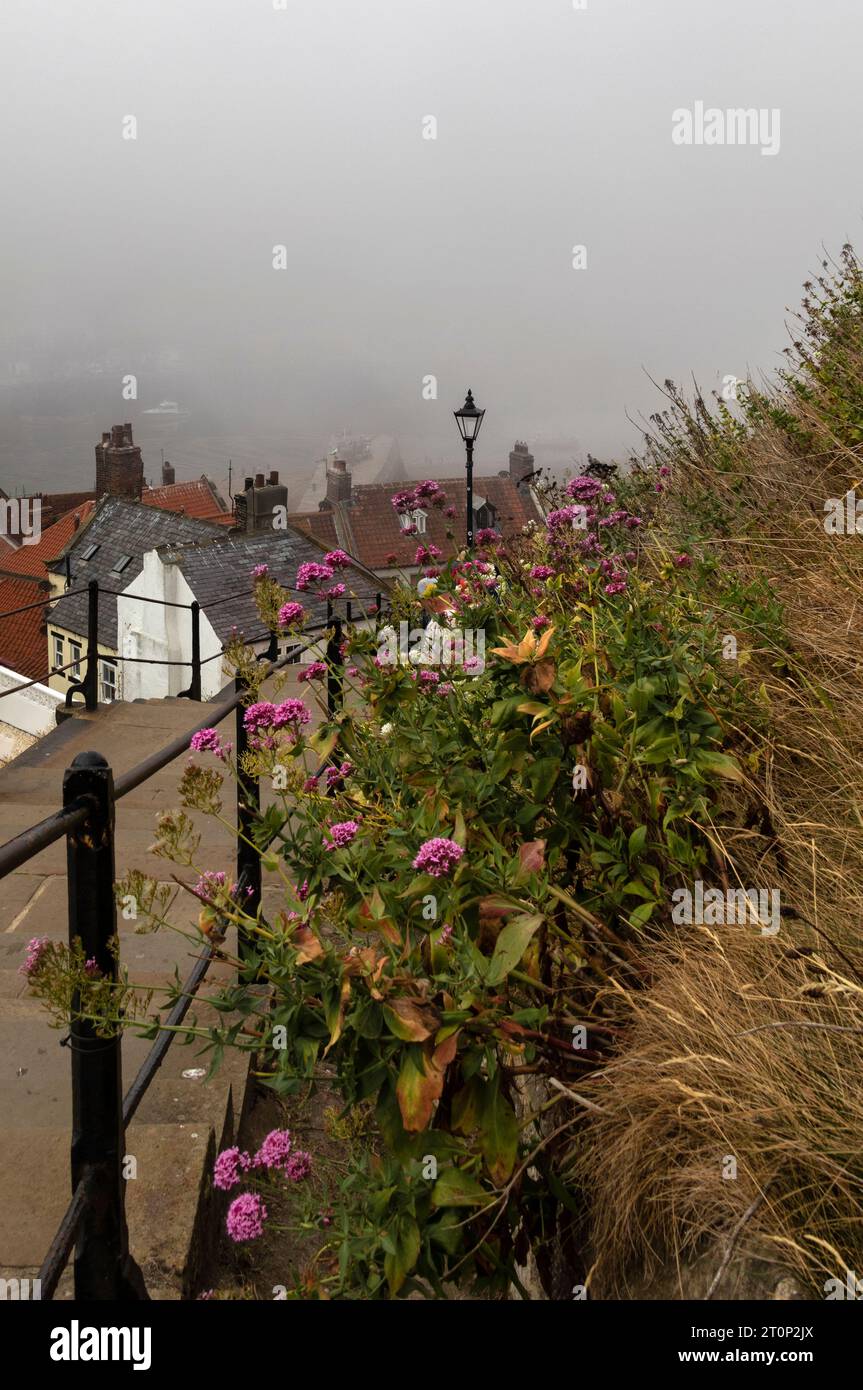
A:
[160,526,385,645]
[0,575,51,680]
[296,474,544,570]
[48,496,227,648]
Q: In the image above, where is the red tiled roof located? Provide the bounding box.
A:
[0,500,97,579]
[286,511,340,548]
[142,478,232,524]
[0,576,50,680]
[300,475,542,570]
[38,491,98,529]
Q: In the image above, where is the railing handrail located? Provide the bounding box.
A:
[0,585,91,620]
[9,597,367,1300]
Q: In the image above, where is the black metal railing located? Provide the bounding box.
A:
[0,591,387,1300]
[0,579,382,713]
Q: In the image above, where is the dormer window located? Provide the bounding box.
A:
[474,496,497,531]
[399,509,427,534]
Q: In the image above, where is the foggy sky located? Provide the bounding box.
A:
[2,0,862,493]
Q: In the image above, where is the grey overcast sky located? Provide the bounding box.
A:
[1,0,862,492]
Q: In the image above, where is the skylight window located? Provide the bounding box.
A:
[80,543,100,562]
[110,554,133,576]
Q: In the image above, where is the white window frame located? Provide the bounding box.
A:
[69,640,82,678]
[52,632,64,671]
[398,509,428,535]
[99,660,117,703]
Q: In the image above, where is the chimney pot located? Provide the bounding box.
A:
[268,470,279,485]
[254,472,265,488]
[244,476,254,490]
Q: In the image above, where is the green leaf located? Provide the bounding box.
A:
[479,1076,519,1186]
[628,824,647,858]
[693,749,743,781]
[384,1215,421,1295]
[485,913,544,987]
[431,1167,493,1208]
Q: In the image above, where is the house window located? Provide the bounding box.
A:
[80,543,100,562]
[398,509,427,534]
[52,632,64,671]
[99,660,117,703]
[69,640,82,678]
[110,553,133,577]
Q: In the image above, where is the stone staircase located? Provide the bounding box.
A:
[0,677,313,1299]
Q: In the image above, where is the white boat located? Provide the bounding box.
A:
[143,400,189,416]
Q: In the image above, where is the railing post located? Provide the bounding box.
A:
[178,601,202,700]
[327,616,343,718]
[85,580,99,711]
[235,673,261,962]
[64,751,147,1300]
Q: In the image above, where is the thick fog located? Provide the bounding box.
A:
[1,0,861,494]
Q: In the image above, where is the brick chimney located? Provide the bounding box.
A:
[95,423,144,499]
[322,457,352,508]
[235,470,288,532]
[161,458,175,486]
[509,440,535,492]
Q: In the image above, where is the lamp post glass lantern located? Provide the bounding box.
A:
[454,388,485,550]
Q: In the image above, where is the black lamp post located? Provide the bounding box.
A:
[454,388,485,551]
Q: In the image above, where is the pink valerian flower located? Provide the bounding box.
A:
[84,957,100,979]
[244,700,312,736]
[475,528,499,545]
[226,1192,267,1242]
[323,820,360,851]
[325,760,353,788]
[402,522,417,536]
[346,665,359,677]
[285,1150,312,1182]
[444,505,456,519]
[302,776,319,793]
[530,565,555,580]
[19,936,50,978]
[532,614,550,630]
[297,662,327,682]
[278,601,305,627]
[253,1129,293,1171]
[214,1146,251,1191]
[419,670,439,685]
[324,549,351,569]
[297,880,309,902]
[413,837,464,877]
[604,578,628,596]
[324,583,347,601]
[439,922,454,943]
[190,728,231,760]
[659,465,671,477]
[566,475,604,502]
[197,1290,215,1300]
[195,870,239,904]
[295,561,334,592]
[251,564,269,580]
[673,553,692,568]
[437,682,453,696]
